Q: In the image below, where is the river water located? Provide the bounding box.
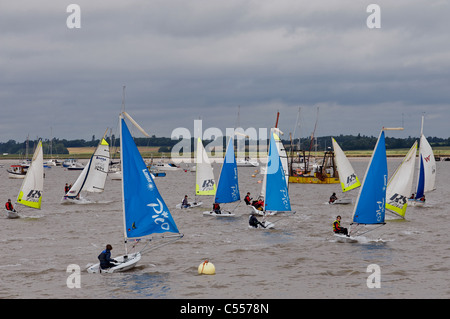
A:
[0,157,448,299]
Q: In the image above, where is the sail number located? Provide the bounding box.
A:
[26,190,42,202]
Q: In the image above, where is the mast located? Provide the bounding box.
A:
[119,113,128,255]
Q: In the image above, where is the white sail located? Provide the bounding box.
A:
[419,134,436,193]
[66,138,110,198]
[17,140,44,209]
[386,141,417,218]
[274,131,289,188]
[332,138,361,192]
[195,137,216,195]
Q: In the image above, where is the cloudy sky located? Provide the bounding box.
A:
[1,0,449,143]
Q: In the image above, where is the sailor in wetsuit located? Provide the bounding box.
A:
[98,244,118,270]
[249,215,266,228]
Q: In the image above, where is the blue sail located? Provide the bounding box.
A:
[415,155,425,199]
[121,118,179,238]
[352,130,387,225]
[265,133,292,212]
[214,137,240,203]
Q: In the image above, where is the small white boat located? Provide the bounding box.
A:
[202,210,235,217]
[154,162,180,171]
[329,198,353,205]
[87,252,141,274]
[176,201,203,209]
[66,162,85,170]
[236,158,259,167]
[333,233,358,243]
[7,165,27,179]
[4,209,20,219]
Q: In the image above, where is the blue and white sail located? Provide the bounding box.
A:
[264,132,293,213]
[414,133,436,200]
[214,136,240,204]
[352,130,387,225]
[120,115,180,239]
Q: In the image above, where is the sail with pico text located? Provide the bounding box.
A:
[351,130,387,226]
[121,116,180,239]
[214,136,240,204]
[17,140,44,209]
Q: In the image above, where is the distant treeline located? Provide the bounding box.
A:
[1,134,449,155]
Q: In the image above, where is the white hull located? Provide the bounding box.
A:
[87,252,141,274]
[248,205,275,216]
[333,233,358,243]
[249,221,275,229]
[203,210,235,217]
[176,201,203,209]
[109,171,122,180]
[60,196,92,205]
[329,198,353,205]
[236,159,259,167]
[5,209,20,219]
[8,173,26,179]
[408,199,425,207]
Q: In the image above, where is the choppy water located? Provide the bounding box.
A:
[0,158,449,299]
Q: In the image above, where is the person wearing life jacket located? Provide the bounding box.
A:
[249,214,266,228]
[98,244,118,270]
[181,195,191,208]
[329,192,338,204]
[5,199,16,212]
[244,192,252,205]
[213,202,221,214]
[333,215,348,236]
[64,183,70,194]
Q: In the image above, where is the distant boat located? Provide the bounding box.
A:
[154,162,180,171]
[62,137,110,204]
[87,112,182,273]
[385,141,417,218]
[335,130,387,242]
[66,162,85,170]
[409,116,436,207]
[236,158,259,167]
[329,137,361,205]
[7,140,44,218]
[203,135,240,217]
[7,164,28,179]
[177,137,215,209]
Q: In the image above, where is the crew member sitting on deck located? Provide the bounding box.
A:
[244,192,252,205]
[333,215,349,236]
[98,244,118,270]
[181,195,190,208]
[5,199,16,212]
[329,192,338,204]
[213,202,221,214]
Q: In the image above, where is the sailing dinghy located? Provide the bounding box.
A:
[7,140,44,218]
[87,112,183,273]
[62,136,110,204]
[334,130,387,242]
[385,141,417,218]
[409,117,436,207]
[203,136,240,217]
[329,138,361,205]
[176,137,215,209]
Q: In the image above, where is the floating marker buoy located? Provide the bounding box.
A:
[251,174,256,177]
[198,260,215,275]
